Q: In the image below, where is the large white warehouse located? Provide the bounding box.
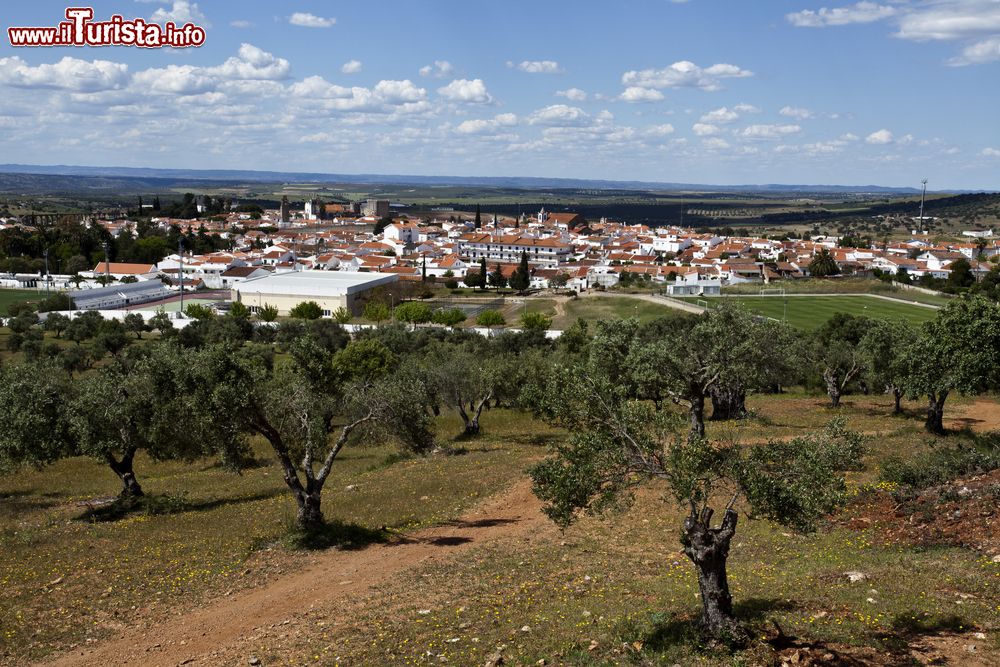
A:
[231,271,398,316]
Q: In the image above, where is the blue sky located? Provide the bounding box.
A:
[1,1,998,188]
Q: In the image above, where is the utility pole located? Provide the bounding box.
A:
[43,248,50,297]
[178,239,184,317]
[918,178,928,234]
[102,242,110,285]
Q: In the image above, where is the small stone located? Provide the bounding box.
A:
[588,639,599,651]
[345,485,357,491]
[248,656,261,666]
[992,555,1000,563]
[520,625,531,633]
[973,632,987,640]
[418,609,432,615]
[957,486,972,497]
[844,571,867,583]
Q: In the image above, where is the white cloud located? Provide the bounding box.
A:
[0,56,130,92]
[341,60,363,75]
[621,60,752,92]
[740,124,803,139]
[692,123,721,136]
[510,60,563,74]
[700,106,739,123]
[895,2,1000,41]
[733,103,761,114]
[981,147,1000,157]
[288,12,336,28]
[151,1,206,24]
[866,128,894,144]
[646,124,676,136]
[419,61,453,78]
[373,80,426,104]
[620,86,665,103]
[455,113,519,135]
[230,19,252,28]
[556,88,588,102]
[840,132,860,141]
[437,79,493,103]
[950,36,1000,65]
[210,44,290,81]
[786,2,897,28]
[703,137,731,150]
[779,105,814,120]
[527,104,590,126]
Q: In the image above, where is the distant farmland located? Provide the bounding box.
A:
[679,295,938,330]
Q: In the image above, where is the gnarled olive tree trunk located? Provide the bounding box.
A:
[925,390,948,435]
[106,448,143,498]
[710,385,747,421]
[681,506,747,644]
[456,392,492,437]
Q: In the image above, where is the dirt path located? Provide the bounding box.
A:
[44,480,547,667]
[948,398,1000,432]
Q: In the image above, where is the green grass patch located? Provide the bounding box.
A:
[681,295,937,331]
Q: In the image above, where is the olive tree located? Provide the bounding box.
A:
[810,313,871,407]
[903,296,1000,434]
[421,341,506,436]
[529,360,865,643]
[858,319,916,414]
[0,360,75,473]
[192,342,433,529]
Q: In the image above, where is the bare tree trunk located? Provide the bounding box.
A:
[689,393,706,440]
[925,390,948,435]
[106,449,143,498]
[710,386,747,421]
[294,483,324,529]
[823,369,841,408]
[457,403,479,436]
[892,387,904,415]
[681,507,747,644]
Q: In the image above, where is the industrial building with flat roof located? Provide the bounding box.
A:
[231,270,398,316]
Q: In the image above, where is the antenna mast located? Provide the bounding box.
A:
[918,178,928,234]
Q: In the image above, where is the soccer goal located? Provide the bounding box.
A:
[696,299,710,309]
[759,288,786,297]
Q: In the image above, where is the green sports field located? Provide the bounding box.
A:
[0,288,45,314]
[681,295,939,331]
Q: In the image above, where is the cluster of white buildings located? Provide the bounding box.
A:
[54,207,999,307]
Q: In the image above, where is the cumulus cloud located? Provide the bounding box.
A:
[151,1,206,24]
[779,105,814,120]
[230,19,252,28]
[739,124,803,139]
[509,60,563,74]
[866,128,894,144]
[419,61,453,78]
[527,104,590,126]
[700,106,739,123]
[288,76,428,113]
[289,12,336,28]
[556,88,588,102]
[619,86,665,103]
[0,56,130,92]
[787,1,1000,66]
[786,2,897,27]
[950,36,1000,65]
[437,79,493,103]
[692,123,721,136]
[703,137,731,150]
[455,113,519,135]
[621,61,752,92]
[341,60,363,75]
[981,147,1000,157]
[211,44,291,81]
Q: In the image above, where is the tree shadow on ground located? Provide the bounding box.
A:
[874,611,971,652]
[74,489,286,523]
[286,520,390,551]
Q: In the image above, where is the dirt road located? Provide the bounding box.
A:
[45,480,547,667]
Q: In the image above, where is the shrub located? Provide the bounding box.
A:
[289,301,323,320]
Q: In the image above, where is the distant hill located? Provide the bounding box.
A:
[0,163,972,196]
